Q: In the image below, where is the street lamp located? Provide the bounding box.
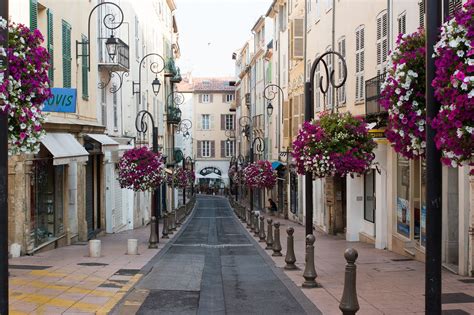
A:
[132,53,166,102]
[305,51,347,236]
[135,110,161,248]
[76,1,124,71]
[266,102,274,117]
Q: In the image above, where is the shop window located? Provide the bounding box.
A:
[396,155,410,238]
[31,160,65,247]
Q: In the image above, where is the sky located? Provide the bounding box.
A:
[175,0,273,78]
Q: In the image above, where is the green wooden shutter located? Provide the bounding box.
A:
[47,9,54,86]
[30,0,38,30]
[62,20,71,88]
[81,34,88,99]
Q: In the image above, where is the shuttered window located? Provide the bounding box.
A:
[376,11,388,75]
[337,37,346,105]
[47,9,54,86]
[355,26,365,101]
[291,19,304,59]
[448,0,462,18]
[81,34,89,100]
[202,141,211,157]
[222,114,234,130]
[283,100,290,146]
[30,0,38,30]
[419,1,425,28]
[398,12,406,35]
[202,114,210,130]
[62,20,72,88]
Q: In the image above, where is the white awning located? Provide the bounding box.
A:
[86,134,119,152]
[41,133,89,165]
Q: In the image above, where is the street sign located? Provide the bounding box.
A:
[43,88,77,113]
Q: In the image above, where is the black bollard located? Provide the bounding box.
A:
[246,209,252,228]
[148,216,159,249]
[253,213,260,237]
[284,227,297,270]
[272,222,282,256]
[265,218,273,250]
[302,234,318,288]
[339,248,360,315]
[162,213,169,239]
[258,216,266,242]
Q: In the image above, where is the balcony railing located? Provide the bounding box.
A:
[165,57,178,77]
[365,72,387,115]
[167,106,181,125]
[98,38,129,72]
[170,67,182,83]
[163,148,184,166]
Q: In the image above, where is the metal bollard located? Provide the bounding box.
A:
[162,213,169,239]
[265,218,273,250]
[302,234,319,288]
[148,216,158,249]
[339,248,360,315]
[246,210,252,228]
[258,216,266,242]
[272,222,282,256]
[253,213,260,237]
[250,211,256,232]
[284,227,297,270]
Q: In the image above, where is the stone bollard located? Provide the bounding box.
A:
[172,211,177,230]
[89,240,101,258]
[253,213,260,237]
[284,227,297,270]
[250,211,256,232]
[302,234,318,288]
[246,210,252,228]
[176,208,182,227]
[148,216,158,249]
[127,239,139,255]
[272,222,282,257]
[162,213,169,239]
[258,216,266,242]
[339,248,360,315]
[168,212,174,235]
[265,218,273,250]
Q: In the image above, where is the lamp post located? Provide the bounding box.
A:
[304,51,347,236]
[132,53,166,101]
[0,2,9,313]
[264,84,283,119]
[75,1,124,71]
[135,110,160,248]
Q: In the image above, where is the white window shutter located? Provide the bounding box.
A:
[210,114,214,130]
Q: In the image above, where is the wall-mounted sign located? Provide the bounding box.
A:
[368,129,386,139]
[43,88,77,113]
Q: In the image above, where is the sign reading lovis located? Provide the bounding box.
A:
[43,88,77,113]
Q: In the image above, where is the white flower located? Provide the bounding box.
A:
[457,50,465,57]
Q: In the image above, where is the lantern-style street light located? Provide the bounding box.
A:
[132,53,166,101]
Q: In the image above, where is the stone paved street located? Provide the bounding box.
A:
[115,196,320,315]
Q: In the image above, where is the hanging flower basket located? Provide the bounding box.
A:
[0,21,52,155]
[381,29,426,159]
[292,112,376,178]
[167,167,194,189]
[242,160,276,189]
[117,147,165,192]
[432,0,474,171]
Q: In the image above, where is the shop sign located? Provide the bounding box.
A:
[368,129,386,139]
[43,88,77,113]
[396,197,410,238]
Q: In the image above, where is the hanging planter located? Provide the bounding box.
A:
[0,21,52,155]
[242,160,276,189]
[117,147,165,192]
[432,0,474,172]
[292,111,376,178]
[167,167,194,189]
[381,29,426,159]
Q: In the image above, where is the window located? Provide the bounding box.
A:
[202,114,210,130]
[364,169,376,223]
[113,85,118,129]
[30,0,38,30]
[62,20,72,88]
[224,114,234,130]
[376,11,388,75]
[398,12,406,35]
[81,34,88,100]
[291,19,304,59]
[202,141,211,157]
[202,94,210,103]
[225,94,234,102]
[47,9,54,86]
[337,36,346,105]
[419,1,425,28]
[355,26,365,102]
[396,155,410,238]
[225,140,235,157]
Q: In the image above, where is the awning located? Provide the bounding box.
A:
[41,133,89,165]
[271,161,284,170]
[86,134,119,152]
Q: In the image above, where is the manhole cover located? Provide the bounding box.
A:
[77,262,109,267]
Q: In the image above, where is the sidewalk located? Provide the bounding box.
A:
[240,210,474,315]
[8,222,180,315]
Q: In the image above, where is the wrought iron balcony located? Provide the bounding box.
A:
[167,106,182,125]
[365,72,387,115]
[170,67,182,83]
[165,57,178,77]
[98,38,129,72]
